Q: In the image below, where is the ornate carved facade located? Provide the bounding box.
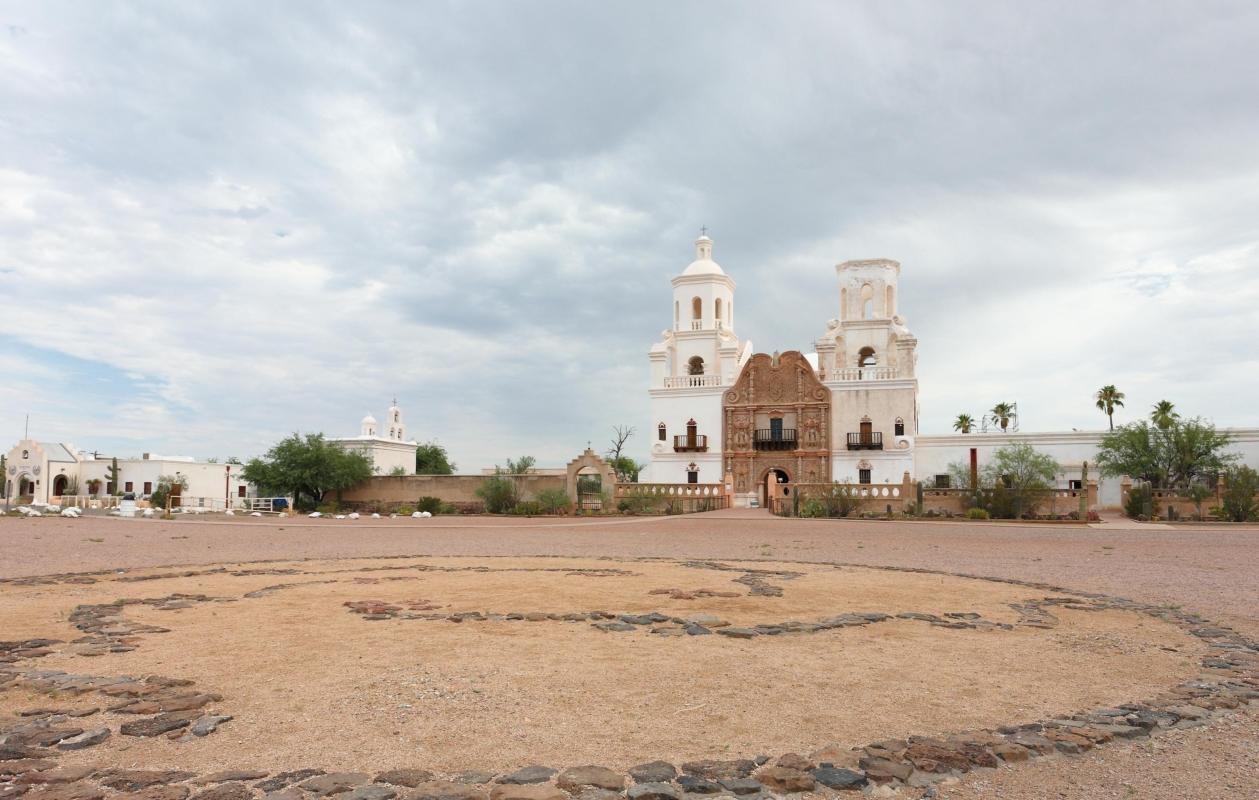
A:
[722,351,830,502]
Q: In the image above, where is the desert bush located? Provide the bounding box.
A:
[1123,482,1159,520]
[511,500,543,516]
[1221,465,1259,522]
[415,496,449,515]
[476,475,517,514]
[965,507,990,520]
[395,504,415,516]
[535,488,572,515]
[150,475,189,510]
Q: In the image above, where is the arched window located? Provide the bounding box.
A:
[687,356,705,375]
[858,346,877,367]
[886,285,895,317]
[390,427,395,438]
[658,423,667,441]
[860,284,874,320]
[691,296,702,320]
[715,298,722,321]
[894,417,905,436]
[674,301,679,327]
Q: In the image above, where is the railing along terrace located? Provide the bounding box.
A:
[614,482,730,513]
[830,366,899,381]
[663,374,722,389]
[846,432,883,450]
[673,434,708,452]
[753,429,798,451]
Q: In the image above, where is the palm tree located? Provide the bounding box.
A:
[1095,385,1125,431]
[953,414,975,434]
[990,402,1015,431]
[1151,400,1178,430]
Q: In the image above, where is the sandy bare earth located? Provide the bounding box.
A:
[1,556,1206,773]
[1,511,1256,798]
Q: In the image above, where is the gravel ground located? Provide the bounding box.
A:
[1,509,1256,798]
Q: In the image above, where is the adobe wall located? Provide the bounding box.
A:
[336,473,567,505]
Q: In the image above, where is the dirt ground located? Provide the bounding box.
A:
[1,511,1256,797]
[1,557,1204,773]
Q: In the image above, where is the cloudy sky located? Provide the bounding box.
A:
[2,2,1257,469]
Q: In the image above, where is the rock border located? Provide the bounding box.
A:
[2,555,1256,799]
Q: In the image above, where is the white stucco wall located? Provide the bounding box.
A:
[914,429,1259,508]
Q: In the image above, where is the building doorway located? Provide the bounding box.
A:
[52,474,68,498]
[761,468,790,510]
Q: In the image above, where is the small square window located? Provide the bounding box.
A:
[1068,479,1083,490]
[124,481,134,492]
[934,474,951,489]
[143,481,153,494]
[238,485,247,498]
[858,469,872,485]
[687,470,699,484]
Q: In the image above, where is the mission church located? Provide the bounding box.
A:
[640,233,1259,508]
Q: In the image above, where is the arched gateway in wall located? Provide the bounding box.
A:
[722,351,831,508]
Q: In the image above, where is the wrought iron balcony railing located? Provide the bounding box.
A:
[754,429,797,451]
[673,434,708,452]
[846,431,883,450]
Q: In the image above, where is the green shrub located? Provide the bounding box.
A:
[511,500,543,516]
[415,496,446,515]
[316,501,341,514]
[1221,465,1259,522]
[965,507,990,520]
[395,504,415,516]
[535,488,572,515]
[1123,482,1159,520]
[799,498,827,518]
[476,475,517,514]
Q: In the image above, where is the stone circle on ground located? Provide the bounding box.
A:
[1,555,1256,800]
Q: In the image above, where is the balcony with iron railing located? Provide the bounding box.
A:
[846,431,883,450]
[754,429,798,451]
[673,434,708,453]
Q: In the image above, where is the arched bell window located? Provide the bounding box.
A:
[657,423,667,441]
[691,296,702,320]
[687,356,705,375]
[858,347,877,367]
[894,417,905,436]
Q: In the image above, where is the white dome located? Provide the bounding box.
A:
[361,414,377,425]
[680,235,726,276]
[681,257,727,277]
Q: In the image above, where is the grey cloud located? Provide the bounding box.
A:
[1,2,1257,468]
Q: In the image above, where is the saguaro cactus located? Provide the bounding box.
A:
[107,457,120,495]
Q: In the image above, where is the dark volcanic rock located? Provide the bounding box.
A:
[628,762,676,784]
[627,784,679,800]
[375,771,436,788]
[556,767,624,793]
[680,761,757,781]
[119,713,196,738]
[97,770,197,792]
[809,768,866,790]
[496,767,555,786]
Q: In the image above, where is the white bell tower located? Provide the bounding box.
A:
[360,414,378,438]
[641,231,750,484]
[387,399,406,441]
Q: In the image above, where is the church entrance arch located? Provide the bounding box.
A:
[759,467,791,511]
